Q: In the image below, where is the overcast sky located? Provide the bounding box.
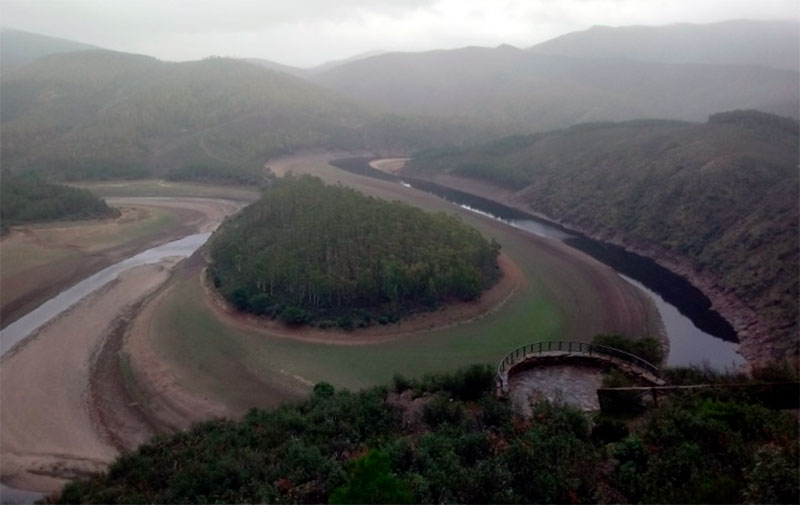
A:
[1,0,798,67]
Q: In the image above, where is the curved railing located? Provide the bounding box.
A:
[497,340,662,390]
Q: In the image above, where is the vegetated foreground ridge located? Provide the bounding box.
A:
[58,364,799,504]
[208,175,501,328]
[406,111,800,365]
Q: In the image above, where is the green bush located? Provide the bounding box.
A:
[592,334,665,365]
[329,450,412,504]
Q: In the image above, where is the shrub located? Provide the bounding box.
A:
[281,306,309,325]
[592,334,665,365]
[329,450,412,504]
[591,415,629,444]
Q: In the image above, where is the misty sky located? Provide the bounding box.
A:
[1,0,798,67]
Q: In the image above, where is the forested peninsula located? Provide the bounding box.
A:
[208,175,501,328]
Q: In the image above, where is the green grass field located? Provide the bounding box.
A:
[144,156,661,412]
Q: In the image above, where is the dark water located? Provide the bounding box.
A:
[331,158,744,368]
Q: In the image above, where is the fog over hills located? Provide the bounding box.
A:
[312,24,799,131]
[531,20,800,72]
[0,49,486,181]
[0,29,99,67]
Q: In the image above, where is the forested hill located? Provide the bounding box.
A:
[0,175,118,234]
[405,111,800,364]
[208,175,500,328]
[0,50,482,182]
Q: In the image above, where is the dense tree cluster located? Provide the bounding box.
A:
[209,175,500,327]
[57,364,799,504]
[0,175,118,234]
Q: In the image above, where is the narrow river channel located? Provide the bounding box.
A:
[332,158,746,370]
[0,233,211,357]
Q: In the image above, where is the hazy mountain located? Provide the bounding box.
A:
[307,50,387,74]
[243,58,309,77]
[245,50,387,77]
[0,29,100,67]
[531,20,800,72]
[406,111,799,363]
[311,44,798,131]
[0,50,482,181]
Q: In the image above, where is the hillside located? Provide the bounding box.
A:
[208,175,500,327]
[311,44,798,132]
[405,111,799,365]
[0,50,482,182]
[532,20,800,72]
[0,175,118,234]
[57,365,799,504]
[0,29,99,67]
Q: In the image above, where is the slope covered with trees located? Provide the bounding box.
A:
[208,175,500,327]
[406,111,799,364]
[0,175,118,234]
[0,50,484,182]
[311,32,798,131]
[58,365,799,504]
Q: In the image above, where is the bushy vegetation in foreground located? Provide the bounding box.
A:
[58,365,798,504]
[208,175,500,328]
[0,175,118,234]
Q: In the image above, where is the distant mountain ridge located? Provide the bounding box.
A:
[531,20,800,72]
[311,39,799,131]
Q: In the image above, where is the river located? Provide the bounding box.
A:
[331,158,745,369]
[0,233,211,358]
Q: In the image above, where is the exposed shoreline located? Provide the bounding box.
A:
[395,169,769,368]
[0,198,246,329]
[0,198,246,494]
[200,252,524,346]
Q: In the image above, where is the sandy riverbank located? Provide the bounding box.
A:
[1,198,244,328]
[0,261,178,492]
[0,197,246,494]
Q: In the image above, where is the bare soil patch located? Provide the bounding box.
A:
[0,198,243,328]
[0,262,177,493]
